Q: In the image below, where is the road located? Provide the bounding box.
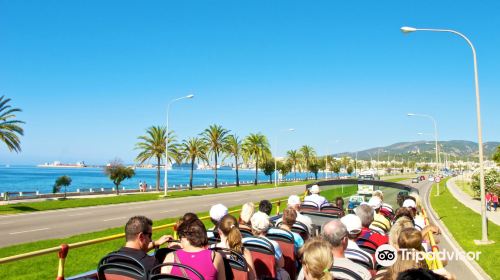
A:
[0,184,309,247]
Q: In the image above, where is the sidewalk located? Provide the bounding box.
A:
[447,177,500,226]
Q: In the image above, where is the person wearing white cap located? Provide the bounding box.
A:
[304,185,329,208]
[275,195,313,234]
[341,214,375,270]
[402,199,425,231]
[207,204,228,238]
[243,212,289,279]
[367,196,391,234]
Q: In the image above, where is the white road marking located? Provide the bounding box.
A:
[103,217,126,222]
[159,210,174,213]
[9,228,50,235]
[129,206,145,209]
[0,221,13,225]
[68,212,93,217]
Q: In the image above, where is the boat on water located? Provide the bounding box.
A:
[37,161,87,168]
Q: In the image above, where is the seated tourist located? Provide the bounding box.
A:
[341,214,375,270]
[355,204,389,251]
[275,195,313,234]
[396,268,450,280]
[335,196,345,210]
[297,220,371,280]
[208,203,228,237]
[372,190,394,219]
[258,199,273,216]
[389,216,414,249]
[304,185,329,207]
[239,202,255,232]
[214,214,256,280]
[274,207,304,253]
[368,196,391,234]
[300,237,333,280]
[114,216,173,271]
[162,218,226,280]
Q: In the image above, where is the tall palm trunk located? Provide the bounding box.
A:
[214,153,218,188]
[189,156,195,190]
[114,182,120,195]
[254,156,259,185]
[156,156,161,191]
[294,163,297,181]
[235,158,240,186]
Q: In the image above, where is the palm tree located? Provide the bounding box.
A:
[243,133,271,185]
[224,135,242,186]
[0,96,24,153]
[135,126,176,191]
[287,150,300,181]
[300,145,316,179]
[182,137,208,190]
[201,124,230,188]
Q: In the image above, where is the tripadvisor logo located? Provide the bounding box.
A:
[375,244,397,267]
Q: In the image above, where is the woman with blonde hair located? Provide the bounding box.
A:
[216,214,256,280]
[239,202,255,231]
[301,237,333,280]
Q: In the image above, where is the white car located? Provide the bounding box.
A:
[428,176,435,182]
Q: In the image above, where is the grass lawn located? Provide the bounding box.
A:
[430,179,500,280]
[455,179,477,198]
[0,185,357,280]
[0,180,317,215]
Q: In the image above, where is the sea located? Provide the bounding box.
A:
[0,165,341,194]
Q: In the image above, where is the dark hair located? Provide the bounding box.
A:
[181,212,198,223]
[219,215,243,254]
[396,268,448,280]
[125,216,153,241]
[259,200,273,215]
[335,197,344,208]
[282,207,297,227]
[394,207,415,223]
[398,228,422,250]
[177,218,208,247]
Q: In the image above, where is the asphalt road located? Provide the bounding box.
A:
[0,184,310,247]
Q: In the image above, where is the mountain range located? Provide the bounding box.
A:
[334,140,499,161]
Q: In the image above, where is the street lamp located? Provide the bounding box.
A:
[164,94,194,197]
[275,128,295,187]
[408,113,441,195]
[402,27,490,244]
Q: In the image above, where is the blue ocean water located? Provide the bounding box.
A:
[0,166,334,194]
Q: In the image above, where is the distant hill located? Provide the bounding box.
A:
[334,140,499,161]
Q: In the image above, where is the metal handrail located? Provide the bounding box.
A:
[420,196,444,270]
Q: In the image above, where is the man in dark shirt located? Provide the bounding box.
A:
[115,216,171,271]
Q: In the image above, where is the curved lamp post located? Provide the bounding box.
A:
[408,113,441,195]
[274,128,295,187]
[401,26,490,244]
[164,94,194,197]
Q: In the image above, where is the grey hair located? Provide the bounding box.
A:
[240,202,255,224]
[355,204,374,227]
[322,220,348,247]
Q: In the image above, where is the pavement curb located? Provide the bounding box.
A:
[425,180,492,280]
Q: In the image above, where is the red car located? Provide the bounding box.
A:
[419,175,426,181]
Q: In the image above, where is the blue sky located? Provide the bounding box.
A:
[0,0,499,165]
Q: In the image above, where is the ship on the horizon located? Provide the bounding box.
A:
[37,161,87,168]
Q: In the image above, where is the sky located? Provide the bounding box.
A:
[0,0,499,165]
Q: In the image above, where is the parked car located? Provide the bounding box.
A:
[412,178,419,183]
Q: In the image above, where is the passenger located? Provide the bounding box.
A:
[162,218,226,280]
[388,217,414,249]
[276,207,304,253]
[215,214,257,280]
[239,202,255,232]
[368,196,391,234]
[114,216,173,271]
[247,211,288,278]
[300,237,333,280]
[402,199,425,230]
[373,190,394,220]
[286,195,313,234]
[208,203,228,238]
[341,214,375,269]
[297,220,371,280]
[335,196,345,210]
[304,185,329,207]
[396,268,450,280]
[258,199,273,216]
[355,204,389,251]
[408,193,426,230]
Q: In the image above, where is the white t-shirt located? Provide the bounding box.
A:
[304,194,328,207]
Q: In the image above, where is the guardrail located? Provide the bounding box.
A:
[420,202,444,270]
